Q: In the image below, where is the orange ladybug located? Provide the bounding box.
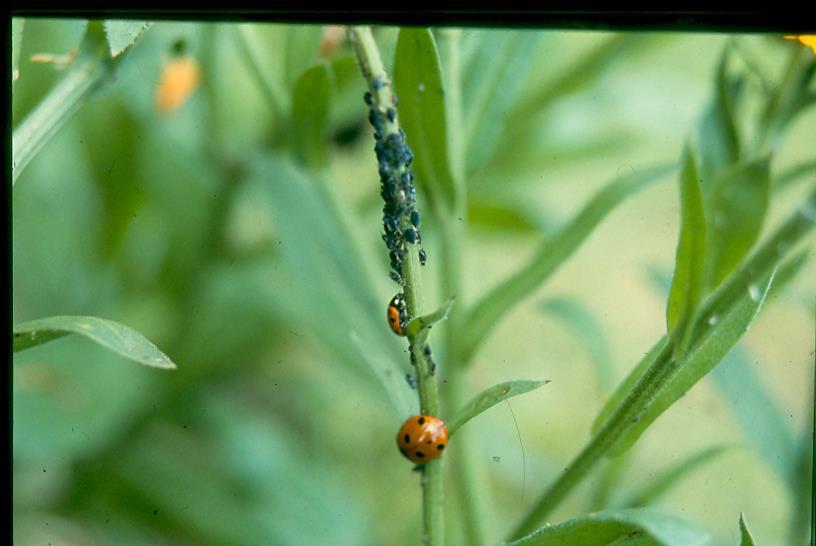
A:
[387,293,407,336]
[396,415,448,464]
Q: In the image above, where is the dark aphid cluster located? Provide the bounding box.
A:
[364,85,427,285]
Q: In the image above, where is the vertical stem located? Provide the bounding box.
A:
[348,26,444,546]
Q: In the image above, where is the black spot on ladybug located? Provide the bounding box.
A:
[418,417,426,425]
[426,440,432,444]
[437,444,445,451]
[404,433,410,443]
[415,451,425,458]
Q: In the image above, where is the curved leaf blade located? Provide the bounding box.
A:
[610,269,775,456]
[707,155,771,288]
[13,315,176,370]
[666,146,707,354]
[463,163,675,364]
[405,296,455,341]
[393,28,458,213]
[462,30,540,176]
[506,508,710,546]
[291,63,330,169]
[448,379,549,436]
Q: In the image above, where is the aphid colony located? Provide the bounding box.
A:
[365,80,443,465]
[364,81,427,286]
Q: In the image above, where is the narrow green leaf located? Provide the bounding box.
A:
[706,155,771,288]
[12,18,24,82]
[467,196,550,234]
[610,269,775,456]
[393,28,459,213]
[759,45,816,148]
[666,146,707,354]
[405,296,455,340]
[506,508,710,546]
[698,50,741,180]
[291,63,330,169]
[539,297,613,393]
[592,337,667,435]
[462,30,540,176]
[463,163,675,364]
[13,315,177,370]
[511,34,660,124]
[447,380,549,436]
[13,21,112,185]
[103,20,151,57]
[619,445,734,507]
[739,513,757,546]
[774,158,816,193]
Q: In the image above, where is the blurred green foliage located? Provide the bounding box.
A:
[12,19,815,546]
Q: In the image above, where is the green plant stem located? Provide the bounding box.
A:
[12,22,112,185]
[508,187,816,540]
[349,25,444,546]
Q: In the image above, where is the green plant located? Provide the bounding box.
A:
[12,20,814,546]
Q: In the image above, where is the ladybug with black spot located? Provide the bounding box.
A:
[387,293,408,336]
[396,415,448,463]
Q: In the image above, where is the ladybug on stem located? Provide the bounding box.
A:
[387,293,408,336]
[396,415,448,464]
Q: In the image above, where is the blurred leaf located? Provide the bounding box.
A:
[448,380,549,436]
[706,155,771,288]
[326,54,367,131]
[247,154,413,416]
[539,296,613,392]
[13,335,159,462]
[103,20,151,57]
[467,196,549,234]
[393,27,459,214]
[13,21,112,185]
[12,18,24,82]
[506,508,710,546]
[463,163,675,364]
[666,146,707,356]
[511,34,659,124]
[739,513,757,546]
[712,346,796,483]
[284,25,323,88]
[618,445,733,507]
[291,63,330,168]
[405,296,455,341]
[462,30,540,176]
[698,50,741,180]
[610,268,775,456]
[13,315,177,370]
[759,44,816,148]
[233,24,289,118]
[774,158,816,192]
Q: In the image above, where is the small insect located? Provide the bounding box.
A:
[396,415,448,464]
[387,293,408,336]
